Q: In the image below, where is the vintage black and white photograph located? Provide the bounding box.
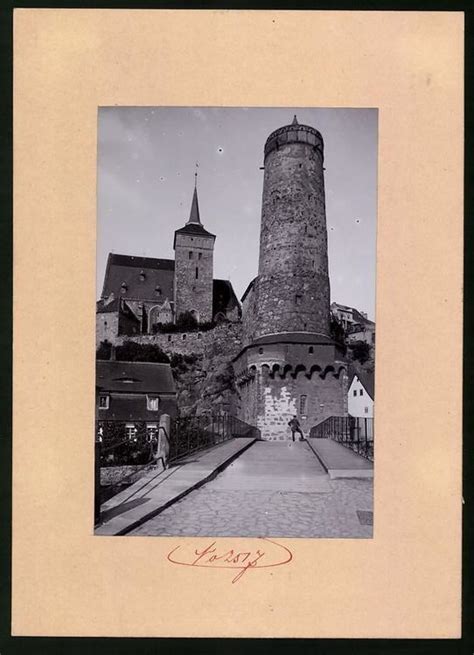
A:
[94,107,377,538]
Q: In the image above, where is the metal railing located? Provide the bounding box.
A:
[94,414,260,525]
[96,420,158,467]
[310,415,374,461]
[168,414,260,463]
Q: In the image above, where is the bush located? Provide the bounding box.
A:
[349,340,371,365]
[330,317,347,355]
[96,340,112,360]
[152,313,217,334]
[115,340,170,363]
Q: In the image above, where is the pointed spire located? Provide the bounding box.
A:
[292,114,299,125]
[187,186,201,225]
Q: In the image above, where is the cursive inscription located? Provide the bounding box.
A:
[167,537,293,584]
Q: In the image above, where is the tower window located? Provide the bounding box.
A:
[258,347,264,354]
[299,395,308,415]
[198,253,202,260]
[295,294,302,305]
[189,251,193,259]
[308,346,314,354]
[195,267,199,279]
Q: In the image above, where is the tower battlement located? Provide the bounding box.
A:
[264,115,324,161]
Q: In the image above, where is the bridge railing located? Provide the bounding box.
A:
[310,416,374,461]
[94,414,260,524]
[168,414,260,463]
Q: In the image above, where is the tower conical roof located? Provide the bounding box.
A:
[173,182,215,249]
[187,186,201,225]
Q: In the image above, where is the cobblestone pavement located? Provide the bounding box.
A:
[130,442,373,538]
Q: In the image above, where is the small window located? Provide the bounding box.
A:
[197,333,202,339]
[258,347,264,354]
[99,394,109,410]
[353,390,357,397]
[198,252,202,260]
[295,294,302,305]
[364,407,369,414]
[147,395,159,411]
[299,395,307,415]
[125,424,136,441]
[195,267,199,279]
[155,286,161,295]
[308,346,314,354]
[359,389,363,396]
[168,335,172,342]
[189,251,193,260]
[182,333,186,340]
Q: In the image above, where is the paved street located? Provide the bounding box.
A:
[130,441,373,538]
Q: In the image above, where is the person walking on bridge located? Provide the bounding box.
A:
[288,416,304,442]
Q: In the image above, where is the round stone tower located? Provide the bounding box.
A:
[235,117,347,441]
[253,115,330,340]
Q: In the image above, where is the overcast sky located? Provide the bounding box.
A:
[97,107,377,319]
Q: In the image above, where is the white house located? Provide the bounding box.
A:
[347,366,374,418]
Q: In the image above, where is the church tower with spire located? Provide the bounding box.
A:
[173,178,216,324]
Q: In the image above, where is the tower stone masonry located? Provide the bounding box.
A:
[173,186,215,324]
[235,116,347,440]
[253,115,330,340]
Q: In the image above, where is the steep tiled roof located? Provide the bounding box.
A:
[101,253,175,302]
[213,279,241,317]
[96,360,176,394]
[96,297,120,314]
[347,363,375,400]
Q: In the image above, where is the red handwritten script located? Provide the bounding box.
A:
[167,537,293,584]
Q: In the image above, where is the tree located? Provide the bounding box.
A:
[349,340,371,365]
[175,311,199,331]
[115,340,170,363]
[96,340,112,360]
[330,316,347,355]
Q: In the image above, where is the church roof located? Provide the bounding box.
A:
[99,253,240,318]
[100,253,175,301]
